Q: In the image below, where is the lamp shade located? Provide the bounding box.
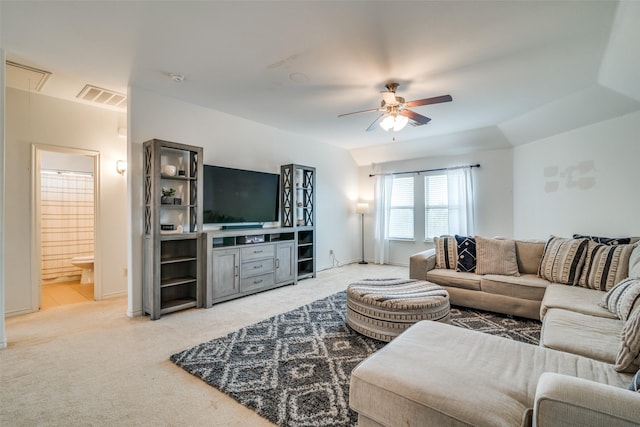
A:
[356,202,370,214]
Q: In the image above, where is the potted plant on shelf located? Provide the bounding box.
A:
[161,187,176,204]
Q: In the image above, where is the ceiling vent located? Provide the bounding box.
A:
[77,84,127,109]
[5,61,51,91]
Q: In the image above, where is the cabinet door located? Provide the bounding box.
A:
[276,242,295,283]
[211,248,240,299]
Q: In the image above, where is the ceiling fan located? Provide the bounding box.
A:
[338,82,452,132]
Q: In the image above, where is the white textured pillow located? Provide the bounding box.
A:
[600,278,640,321]
[475,236,520,276]
[615,306,640,373]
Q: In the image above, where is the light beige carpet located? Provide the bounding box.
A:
[1,263,408,426]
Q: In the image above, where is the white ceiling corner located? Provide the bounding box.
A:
[498,85,640,146]
[598,1,640,103]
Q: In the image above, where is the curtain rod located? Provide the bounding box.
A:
[368,163,480,177]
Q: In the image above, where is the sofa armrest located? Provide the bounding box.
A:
[409,248,436,281]
[534,372,640,427]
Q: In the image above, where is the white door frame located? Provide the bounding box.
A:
[31,144,101,310]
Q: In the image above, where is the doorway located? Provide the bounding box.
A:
[32,145,100,311]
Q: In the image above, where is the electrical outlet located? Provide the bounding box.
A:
[123,267,128,277]
[329,249,334,255]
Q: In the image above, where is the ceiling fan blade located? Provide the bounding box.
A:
[366,114,386,132]
[400,109,431,126]
[338,107,384,117]
[404,94,453,108]
[381,91,397,105]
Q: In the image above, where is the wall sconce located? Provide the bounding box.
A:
[116,160,127,175]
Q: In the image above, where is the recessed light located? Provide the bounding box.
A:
[170,73,185,82]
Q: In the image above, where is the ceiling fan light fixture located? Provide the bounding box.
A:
[380,114,408,131]
[394,115,409,131]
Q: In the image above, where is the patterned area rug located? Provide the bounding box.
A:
[170,291,541,427]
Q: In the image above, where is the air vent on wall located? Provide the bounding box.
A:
[5,61,51,91]
[77,84,126,109]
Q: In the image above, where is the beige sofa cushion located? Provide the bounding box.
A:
[350,321,631,427]
[540,284,616,320]
[538,236,589,285]
[475,236,520,276]
[426,268,481,291]
[578,240,636,291]
[481,274,549,301]
[540,308,623,366]
[515,240,546,275]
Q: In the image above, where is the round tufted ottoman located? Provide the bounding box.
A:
[346,278,450,342]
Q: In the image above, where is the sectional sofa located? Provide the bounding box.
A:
[350,235,640,426]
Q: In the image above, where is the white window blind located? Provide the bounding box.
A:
[388,176,414,239]
[424,174,449,239]
[424,168,475,240]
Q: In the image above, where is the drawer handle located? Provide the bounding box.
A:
[253,250,263,254]
[254,279,263,284]
[253,265,262,269]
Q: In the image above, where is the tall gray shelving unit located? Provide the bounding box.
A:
[280,164,316,280]
[143,139,203,320]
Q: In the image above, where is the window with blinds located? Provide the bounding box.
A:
[388,176,414,239]
[424,174,449,240]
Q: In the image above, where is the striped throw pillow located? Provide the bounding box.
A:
[434,236,457,269]
[600,278,640,321]
[630,245,640,279]
[538,237,589,285]
[578,240,636,291]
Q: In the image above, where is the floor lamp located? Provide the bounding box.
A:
[356,202,370,265]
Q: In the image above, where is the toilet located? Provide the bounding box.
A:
[71,256,94,285]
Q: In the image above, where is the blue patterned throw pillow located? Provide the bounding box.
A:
[455,235,476,273]
[630,368,640,392]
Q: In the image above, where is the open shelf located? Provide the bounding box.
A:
[160,299,198,315]
[211,231,296,248]
[160,277,197,288]
[160,256,198,264]
[143,139,203,320]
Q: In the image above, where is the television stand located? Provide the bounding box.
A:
[204,227,297,306]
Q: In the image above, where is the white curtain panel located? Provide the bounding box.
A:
[446,167,476,237]
[374,174,393,264]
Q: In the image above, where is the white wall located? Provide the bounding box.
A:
[514,111,640,239]
[358,148,514,266]
[4,87,128,315]
[1,48,7,347]
[127,87,360,316]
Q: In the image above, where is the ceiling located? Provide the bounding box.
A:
[2,1,640,165]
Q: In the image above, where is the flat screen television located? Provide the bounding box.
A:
[203,165,279,226]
